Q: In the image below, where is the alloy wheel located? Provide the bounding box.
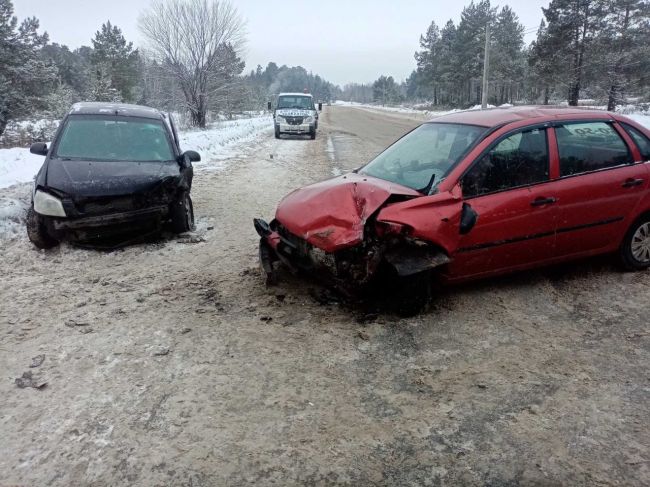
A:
[631,222,650,263]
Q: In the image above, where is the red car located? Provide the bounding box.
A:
[254,107,650,313]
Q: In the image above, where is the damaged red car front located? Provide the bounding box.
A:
[254,120,486,312]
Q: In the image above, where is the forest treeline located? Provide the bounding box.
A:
[1,0,649,139]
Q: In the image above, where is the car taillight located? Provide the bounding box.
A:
[376,221,412,237]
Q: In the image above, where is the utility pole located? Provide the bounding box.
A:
[481,22,491,109]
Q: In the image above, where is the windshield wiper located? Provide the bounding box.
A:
[420,173,436,195]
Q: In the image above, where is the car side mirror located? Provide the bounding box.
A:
[178,150,200,168]
[267,101,272,111]
[459,202,478,235]
[318,102,323,111]
[30,142,48,156]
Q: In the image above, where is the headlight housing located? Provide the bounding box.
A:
[33,190,66,217]
[276,115,285,124]
[303,116,314,124]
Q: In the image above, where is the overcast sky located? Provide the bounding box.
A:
[14,0,550,86]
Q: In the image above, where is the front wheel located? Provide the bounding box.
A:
[620,215,650,270]
[310,130,316,140]
[26,207,58,249]
[274,127,280,139]
[170,191,195,234]
[389,271,432,317]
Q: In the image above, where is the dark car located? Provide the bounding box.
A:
[255,107,650,314]
[26,102,201,248]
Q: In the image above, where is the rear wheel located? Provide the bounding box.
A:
[26,207,58,249]
[170,191,195,234]
[620,215,650,270]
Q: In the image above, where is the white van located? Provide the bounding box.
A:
[268,93,322,139]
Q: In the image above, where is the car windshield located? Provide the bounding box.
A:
[277,96,314,110]
[360,123,486,192]
[55,115,175,162]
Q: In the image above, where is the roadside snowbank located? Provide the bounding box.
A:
[0,148,44,189]
[180,115,272,167]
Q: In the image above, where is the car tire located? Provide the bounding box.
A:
[310,130,316,140]
[170,191,195,234]
[620,215,650,271]
[26,206,58,249]
[391,271,432,317]
[275,128,280,139]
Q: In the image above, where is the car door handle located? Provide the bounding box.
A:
[622,178,644,188]
[531,197,557,207]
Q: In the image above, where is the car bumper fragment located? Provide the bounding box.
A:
[52,206,168,230]
[277,123,313,134]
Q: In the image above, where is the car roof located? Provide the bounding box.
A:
[428,106,615,128]
[69,102,165,120]
[278,93,313,98]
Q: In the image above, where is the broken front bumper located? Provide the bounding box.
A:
[47,206,168,243]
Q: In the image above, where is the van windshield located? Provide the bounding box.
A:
[360,123,486,192]
[55,115,175,162]
[277,96,314,110]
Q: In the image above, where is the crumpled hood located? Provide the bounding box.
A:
[276,173,421,252]
[276,109,314,117]
[45,159,180,197]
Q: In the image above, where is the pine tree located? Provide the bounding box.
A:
[491,6,525,105]
[91,21,140,102]
[414,21,441,104]
[0,0,56,136]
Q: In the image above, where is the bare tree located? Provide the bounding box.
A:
[139,0,246,127]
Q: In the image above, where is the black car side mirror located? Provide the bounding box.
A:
[267,101,272,111]
[318,102,323,111]
[459,203,478,235]
[30,142,48,156]
[178,150,200,168]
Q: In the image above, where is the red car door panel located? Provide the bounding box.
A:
[448,127,557,279]
[449,185,558,279]
[552,122,648,256]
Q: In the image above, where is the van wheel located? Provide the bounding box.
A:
[620,215,650,270]
[170,191,195,233]
[274,128,280,139]
[26,207,58,249]
[310,130,316,140]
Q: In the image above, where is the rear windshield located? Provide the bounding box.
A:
[55,115,174,162]
[277,96,314,110]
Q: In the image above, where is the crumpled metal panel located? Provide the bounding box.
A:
[275,173,420,253]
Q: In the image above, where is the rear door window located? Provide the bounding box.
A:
[621,123,650,161]
[462,128,549,197]
[555,122,631,177]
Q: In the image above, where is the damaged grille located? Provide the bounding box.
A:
[78,196,138,216]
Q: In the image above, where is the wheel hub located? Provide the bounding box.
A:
[631,222,650,263]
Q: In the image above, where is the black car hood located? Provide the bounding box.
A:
[45,159,180,197]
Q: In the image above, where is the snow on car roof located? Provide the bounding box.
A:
[69,102,164,120]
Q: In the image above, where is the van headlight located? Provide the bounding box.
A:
[276,116,285,124]
[303,116,314,124]
[34,190,66,217]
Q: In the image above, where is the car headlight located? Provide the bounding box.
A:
[276,116,285,124]
[303,116,314,124]
[34,190,66,217]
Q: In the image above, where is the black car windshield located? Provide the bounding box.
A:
[277,96,314,110]
[360,123,486,192]
[55,115,175,162]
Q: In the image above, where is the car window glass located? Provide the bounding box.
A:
[621,123,650,161]
[556,122,630,177]
[462,128,549,197]
[360,123,485,191]
[56,117,174,162]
